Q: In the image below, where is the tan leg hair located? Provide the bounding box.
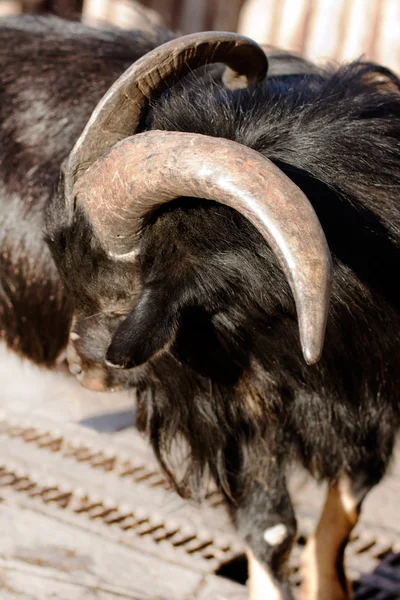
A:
[300,476,363,600]
[247,548,285,600]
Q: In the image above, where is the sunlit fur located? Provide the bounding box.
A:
[0,15,171,364]
[49,62,400,499]
[1,17,400,510]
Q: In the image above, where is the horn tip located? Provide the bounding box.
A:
[301,329,325,365]
[303,347,322,365]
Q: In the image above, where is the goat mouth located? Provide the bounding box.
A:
[76,372,106,392]
[66,343,132,392]
[75,370,127,393]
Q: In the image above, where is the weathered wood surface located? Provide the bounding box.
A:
[2,0,399,75]
[0,504,201,599]
[238,0,400,73]
[81,0,166,33]
[0,427,246,598]
[1,345,400,598]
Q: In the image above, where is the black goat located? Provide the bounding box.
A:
[0,16,172,364]
[2,15,400,600]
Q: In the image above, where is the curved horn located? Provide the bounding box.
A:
[73,130,332,365]
[223,45,319,88]
[65,32,268,203]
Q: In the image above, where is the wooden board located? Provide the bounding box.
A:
[1,347,400,598]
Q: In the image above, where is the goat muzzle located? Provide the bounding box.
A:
[66,338,110,391]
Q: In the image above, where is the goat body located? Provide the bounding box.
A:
[2,15,400,600]
[0,16,170,364]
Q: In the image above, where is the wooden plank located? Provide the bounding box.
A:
[0,503,202,599]
[0,344,134,425]
[0,564,147,600]
[0,412,242,576]
[195,575,248,600]
[211,0,245,32]
[0,1,22,16]
[2,344,400,594]
[238,0,400,74]
[0,568,139,600]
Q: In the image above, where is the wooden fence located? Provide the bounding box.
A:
[1,0,400,73]
[238,0,400,73]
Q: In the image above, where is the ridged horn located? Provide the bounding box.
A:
[73,130,333,365]
[223,45,318,88]
[64,32,268,204]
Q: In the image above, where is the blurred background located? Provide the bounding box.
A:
[1,0,399,73]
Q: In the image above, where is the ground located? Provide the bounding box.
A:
[0,343,399,599]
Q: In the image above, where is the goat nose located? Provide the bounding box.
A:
[77,366,109,392]
[78,375,108,392]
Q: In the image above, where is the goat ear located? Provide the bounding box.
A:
[106,288,176,369]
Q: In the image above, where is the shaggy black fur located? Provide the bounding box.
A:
[110,65,400,496]
[2,19,400,586]
[47,56,400,503]
[0,15,171,364]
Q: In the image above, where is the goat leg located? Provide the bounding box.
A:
[233,467,297,600]
[300,474,371,600]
